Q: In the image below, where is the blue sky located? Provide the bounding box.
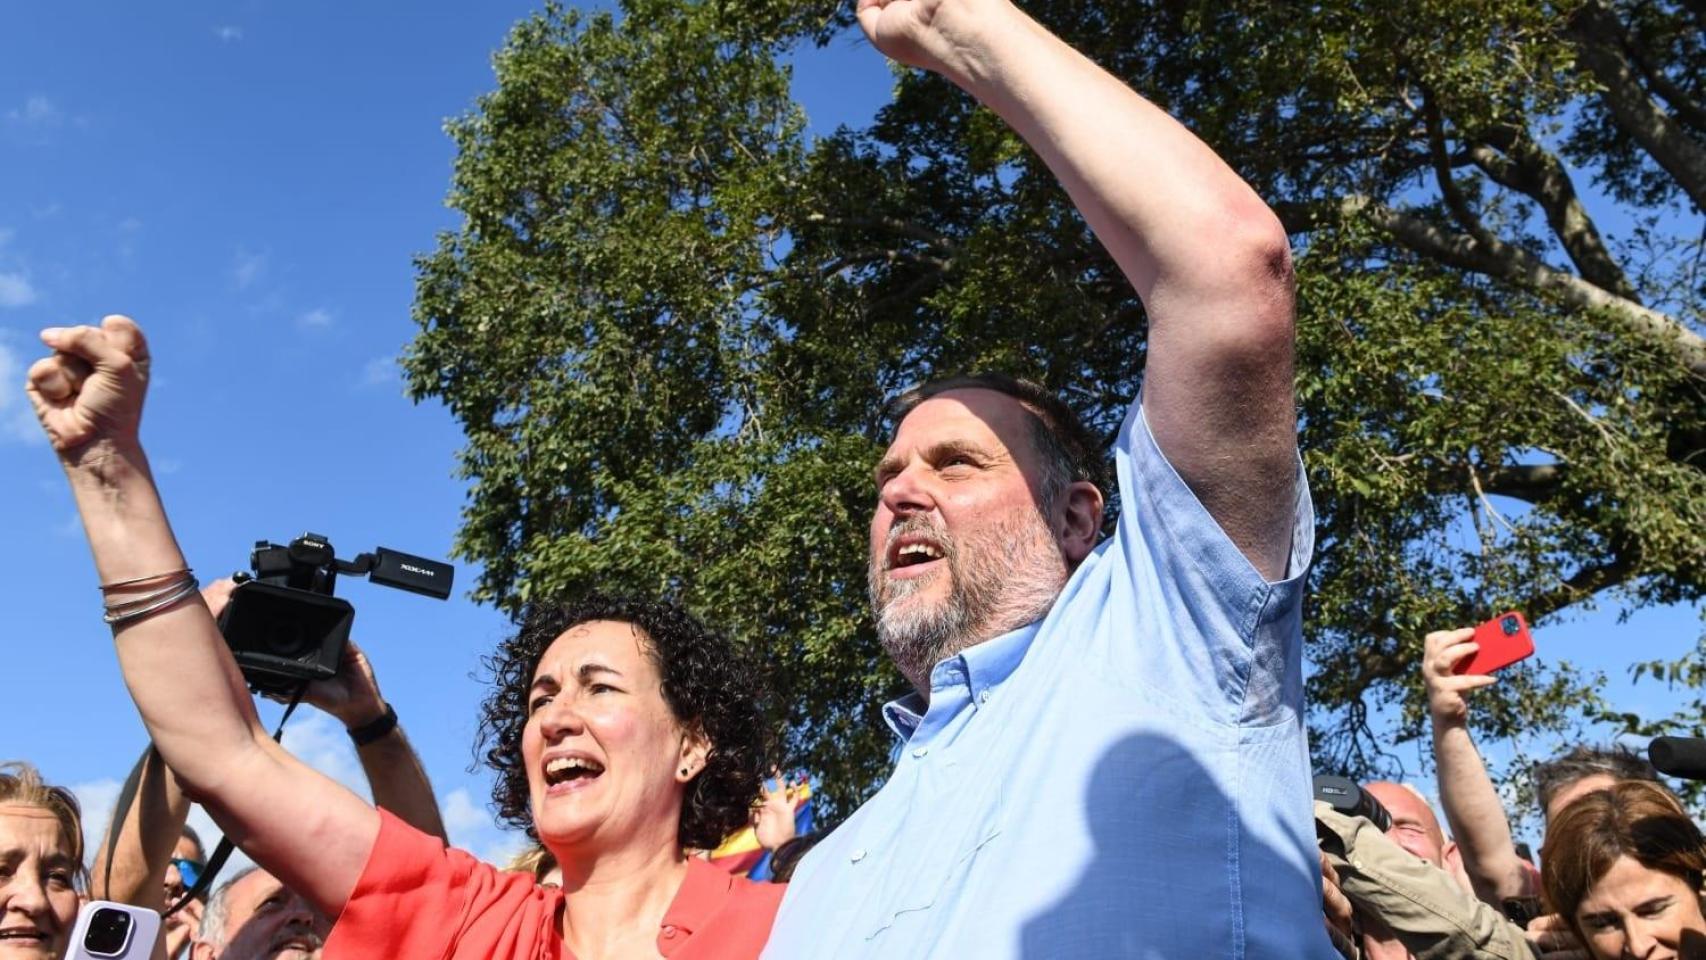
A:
[1,1,1697,866]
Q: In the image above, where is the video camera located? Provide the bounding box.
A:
[1312,774,1392,832]
[216,533,453,694]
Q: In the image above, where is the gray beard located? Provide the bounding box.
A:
[869,507,1067,691]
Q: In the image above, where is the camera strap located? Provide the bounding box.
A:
[103,682,309,919]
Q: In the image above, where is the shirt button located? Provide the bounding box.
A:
[851,848,867,863]
[662,925,677,938]
[978,689,991,704]
[911,746,929,758]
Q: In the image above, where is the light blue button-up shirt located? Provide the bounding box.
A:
[762,404,1333,959]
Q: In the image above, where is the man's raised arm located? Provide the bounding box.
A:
[860,0,1299,576]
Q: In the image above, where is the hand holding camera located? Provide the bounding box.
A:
[205,576,392,730]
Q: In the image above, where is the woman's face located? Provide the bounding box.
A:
[520,620,708,859]
[0,804,80,959]
[1574,855,1706,960]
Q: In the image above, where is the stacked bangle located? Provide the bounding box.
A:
[102,570,200,628]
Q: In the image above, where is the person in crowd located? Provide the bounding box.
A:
[1423,626,1677,959]
[1534,747,1669,824]
[25,316,781,959]
[192,867,329,960]
[89,579,448,960]
[1540,781,1706,960]
[1364,783,1466,876]
[1319,781,1538,960]
[0,762,84,960]
[764,0,1322,956]
[763,838,819,886]
[1318,797,1542,960]
[16,329,781,960]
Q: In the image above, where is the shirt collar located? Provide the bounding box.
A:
[879,619,1040,741]
[656,858,733,954]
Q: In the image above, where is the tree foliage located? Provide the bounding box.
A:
[407,0,1705,814]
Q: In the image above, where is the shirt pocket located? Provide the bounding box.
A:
[864,760,1005,943]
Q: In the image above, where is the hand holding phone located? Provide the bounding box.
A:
[66,902,162,960]
[1453,611,1534,676]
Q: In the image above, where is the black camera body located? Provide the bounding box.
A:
[216,533,453,694]
[1312,774,1393,833]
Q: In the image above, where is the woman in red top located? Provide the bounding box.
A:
[26,316,784,959]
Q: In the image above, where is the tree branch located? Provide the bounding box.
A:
[1617,19,1706,134]
[1481,462,1567,501]
[1277,197,1706,377]
[1465,130,1640,301]
[802,213,959,255]
[1568,0,1706,211]
[1423,93,1495,247]
[1525,545,1641,621]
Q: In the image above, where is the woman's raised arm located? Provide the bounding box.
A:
[27,316,378,917]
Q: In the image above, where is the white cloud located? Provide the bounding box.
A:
[232,248,266,291]
[441,787,527,866]
[69,778,122,866]
[214,26,244,42]
[6,96,62,126]
[359,355,399,388]
[0,335,47,444]
[0,272,38,308]
[296,307,334,329]
[72,777,258,878]
[279,712,369,800]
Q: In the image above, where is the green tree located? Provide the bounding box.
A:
[406,0,1705,814]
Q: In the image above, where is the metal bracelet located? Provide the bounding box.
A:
[104,574,198,614]
[104,576,201,627]
[99,567,193,592]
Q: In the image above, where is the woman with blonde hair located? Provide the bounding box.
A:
[0,761,85,959]
[1541,779,1706,960]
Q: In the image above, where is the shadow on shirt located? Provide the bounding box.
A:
[1017,731,1330,959]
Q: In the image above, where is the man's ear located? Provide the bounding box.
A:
[1056,480,1105,566]
[676,722,712,783]
[1441,840,1473,895]
[191,940,217,960]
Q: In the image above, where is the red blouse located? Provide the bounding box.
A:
[323,810,785,960]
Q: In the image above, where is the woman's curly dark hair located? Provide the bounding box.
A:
[476,594,771,851]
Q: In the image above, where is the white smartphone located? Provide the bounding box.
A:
[65,901,162,960]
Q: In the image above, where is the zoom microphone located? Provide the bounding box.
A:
[1648,736,1706,782]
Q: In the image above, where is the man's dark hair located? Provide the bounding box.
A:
[180,824,205,861]
[476,594,772,851]
[884,373,1111,507]
[1534,744,1665,818]
[768,834,823,884]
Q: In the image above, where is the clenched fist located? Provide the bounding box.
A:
[856,0,1016,81]
[26,315,151,459]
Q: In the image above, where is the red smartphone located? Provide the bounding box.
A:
[1454,611,1535,675]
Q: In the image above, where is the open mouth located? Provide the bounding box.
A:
[888,536,946,575]
[268,934,323,958]
[0,928,49,949]
[543,755,606,793]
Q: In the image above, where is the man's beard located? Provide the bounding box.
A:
[869,506,1067,689]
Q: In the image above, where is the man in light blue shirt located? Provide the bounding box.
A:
[762,0,1333,957]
